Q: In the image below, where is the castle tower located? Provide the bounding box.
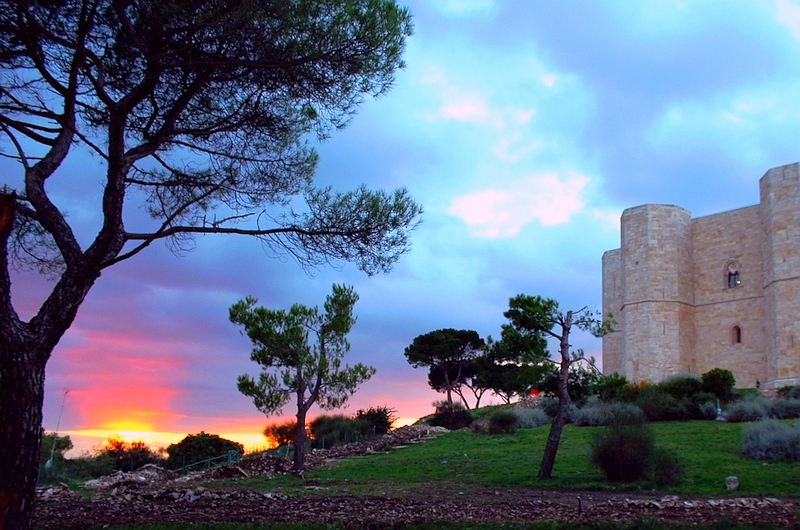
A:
[616,204,694,382]
[760,163,800,388]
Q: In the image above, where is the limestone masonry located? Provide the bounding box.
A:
[602,162,800,389]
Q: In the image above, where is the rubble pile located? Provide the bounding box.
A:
[104,485,286,503]
[83,463,178,490]
[33,425,799,528]
[35,483,82,502]
[34,488,799,529]
[306,424,448,466]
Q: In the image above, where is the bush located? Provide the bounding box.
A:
[39,452,116,484]
[515,408,550,428]
[696,400,720,420]
[428,401,473,430]
[619,381,646,403]
[590,372,629,402]
[777,385,800,400]
[264,420,299,448]
[589,419,654,482]
[725,395,771,422]
[651,448,684,486]
[702,368,736,402]
[536,396,578,422]
[742,420,800,461]
[309,414,372,449]
[770,399,800,420]
[658,374,703,400]
[573,398,644,427]
[589,416,682,485]
[101,436,164,472]
[355,405,397,435]
[39,432,73,467]
[635,386,683,422]
[166,432,244,470]
[487,411,517,434]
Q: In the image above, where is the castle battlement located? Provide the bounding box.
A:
[602,163,800,389]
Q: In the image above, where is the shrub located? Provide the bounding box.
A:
[101,436,164,472]
[166,432,244,470]
[39,452,116,484]
[309,414,372,449]
[573,398,644,427]
[679,394,719,421]
[538,396,560,417]
[515,408,549,428]
[725,395,770,422]
[742,420,800,461]
[635,386,683,422]
[702,368,736,402]
[264,420,299,448]
[589,419,654,482]
[39,432,74,479]
[536,396,578,422]
[777,385,800,400]
[696,400,720,420]
[619,381,646,403]
[589,416,682,485]
[658,374,703,400]
[487,411,517,434]
[770,399,800,420]
[651,448,684,486]
[428,401,473,430]
[355,405,397,435]
[590,372,629,402]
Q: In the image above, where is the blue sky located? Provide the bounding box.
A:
[16,0,800,453]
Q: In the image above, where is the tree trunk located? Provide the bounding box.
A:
[292,407,307,476]
[0,246,102,529]
[0,339,46,530]
[538,310,573,479]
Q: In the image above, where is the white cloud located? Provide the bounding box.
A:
[423,75,535,130]
[592,209,622,232]
[447,172,590,238]
[539,74,557,88]
[645,83,800,165]
[775,0,800,40]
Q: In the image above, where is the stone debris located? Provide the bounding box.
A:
[83,463,178,490]
[35,425,799,529]
[34,488,799,529]
[36,483,81,502]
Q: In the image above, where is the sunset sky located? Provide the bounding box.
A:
[8,0,800,455]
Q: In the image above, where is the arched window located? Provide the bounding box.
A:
[725,260,742,289]
[731,325,742,345]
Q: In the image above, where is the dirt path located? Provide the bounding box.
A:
[33,486,798,528]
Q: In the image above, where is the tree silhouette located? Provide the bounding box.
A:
[0,1,418,526]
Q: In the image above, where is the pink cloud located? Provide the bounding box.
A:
[447,172,590,237]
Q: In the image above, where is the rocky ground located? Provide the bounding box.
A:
[34,426,800,529]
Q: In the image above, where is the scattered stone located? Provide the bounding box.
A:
[726,476,739,490]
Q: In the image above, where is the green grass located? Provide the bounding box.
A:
[234,420,800,498]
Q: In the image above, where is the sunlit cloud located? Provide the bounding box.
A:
[646,83,800,165]
[539,74,557,88]
[775,0,800,40]
[447,172,590,238]
[422,68,536,129]
[592,209,622,232]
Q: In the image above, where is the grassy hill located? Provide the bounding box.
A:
[249,420,800,498]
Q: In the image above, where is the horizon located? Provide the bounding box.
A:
[8,1,800,459]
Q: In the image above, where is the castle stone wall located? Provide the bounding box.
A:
[602,163,800,388]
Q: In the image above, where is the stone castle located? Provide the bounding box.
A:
[602,162,800,390]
